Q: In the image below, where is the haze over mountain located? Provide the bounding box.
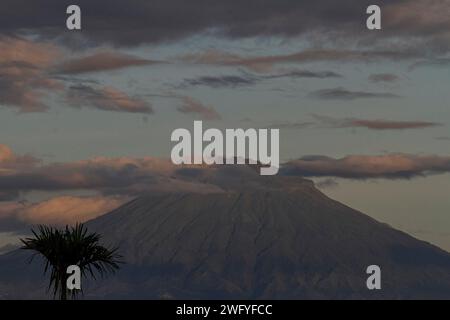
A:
[0,164,449,299]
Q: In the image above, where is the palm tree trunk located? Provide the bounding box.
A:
[60,278,67,300]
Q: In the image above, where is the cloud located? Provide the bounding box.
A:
[1,0,448,56]
[268,121,315,130]
[182,75,257,88]
[181,49,418,72]
[270,116,440,131]
[0,37,161,113]
[315,178,339,189]
[0,191,20,201]
[0,144,15,163]
[0,144,303,202]
[177,96,221,120]
[2,145,450,206]
[66,84,153,114]
[312,115,441,130]
[0,156,173,196]
[0,202,23,220]
[54,51,160,75]
[0,37,60,66]
[409,58,450,70]
[0,146,226,199]
[282,154,450,179]
[17,196,128,226]
[309,87,400,100]
[180,69,341,89]
[265,70,342,79]
[0,202,28,233]
[0,196,128,228]
[384,0,450,40]
[344,119,440,130]
[369,73,400,83]
[0,243,20,255]
[3,145,450,227]
[0,37,63,112]
[0,144,40,171]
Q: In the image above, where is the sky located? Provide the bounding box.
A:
[0,0,450,252]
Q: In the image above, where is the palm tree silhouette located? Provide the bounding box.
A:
[21,223,122,300]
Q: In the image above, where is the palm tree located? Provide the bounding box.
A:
[21,223,122,300]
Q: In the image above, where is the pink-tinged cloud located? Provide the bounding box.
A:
[0,202,23,220]
[177,96,221,120]
[0,37,60,67]
[0,37,160,114]
[282,154,450,179]
[0,145,13,163]
[385,1,450,33]
[3,145,450,200]
[0,144,40,171]
[54,51,161,75]
[0,145,226,197]
[66,85,153,114]
[17,196,128,226]
[0,37,64,112]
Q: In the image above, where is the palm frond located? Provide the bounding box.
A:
[20,223,123,300]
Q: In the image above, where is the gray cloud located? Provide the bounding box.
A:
[409,58,450,70]
[177,96,221,120]
[181,49,419,72]
[180,69,341,89]
[309,87,400,100]
[282,154,450,180]
[0,37,160,114]
[4,145,450,200]
[271,115,441,131]
[66,84,153,114]
[3,144,450,230]
[0,143,318,204]
[1,0,448,56]
[54,52,161,75]
[0,37,63,112]
[0,243,20,255]
[369,73,400,83]
[181,75,258,89]
[268,121,315,130]
[0,144,264,200]
[312,115,441,130]
[265,70,342,79]
[0,152,181,198]
[0,191,20,201]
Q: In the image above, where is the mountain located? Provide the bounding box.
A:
[1,166,450,299]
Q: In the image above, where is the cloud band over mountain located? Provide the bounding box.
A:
[282,154,450,179]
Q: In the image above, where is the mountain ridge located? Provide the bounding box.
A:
[1,176,450,299]
[82,188,450,299]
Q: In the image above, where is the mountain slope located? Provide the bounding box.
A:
[1,170,450,299]
[82,187,450,299]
